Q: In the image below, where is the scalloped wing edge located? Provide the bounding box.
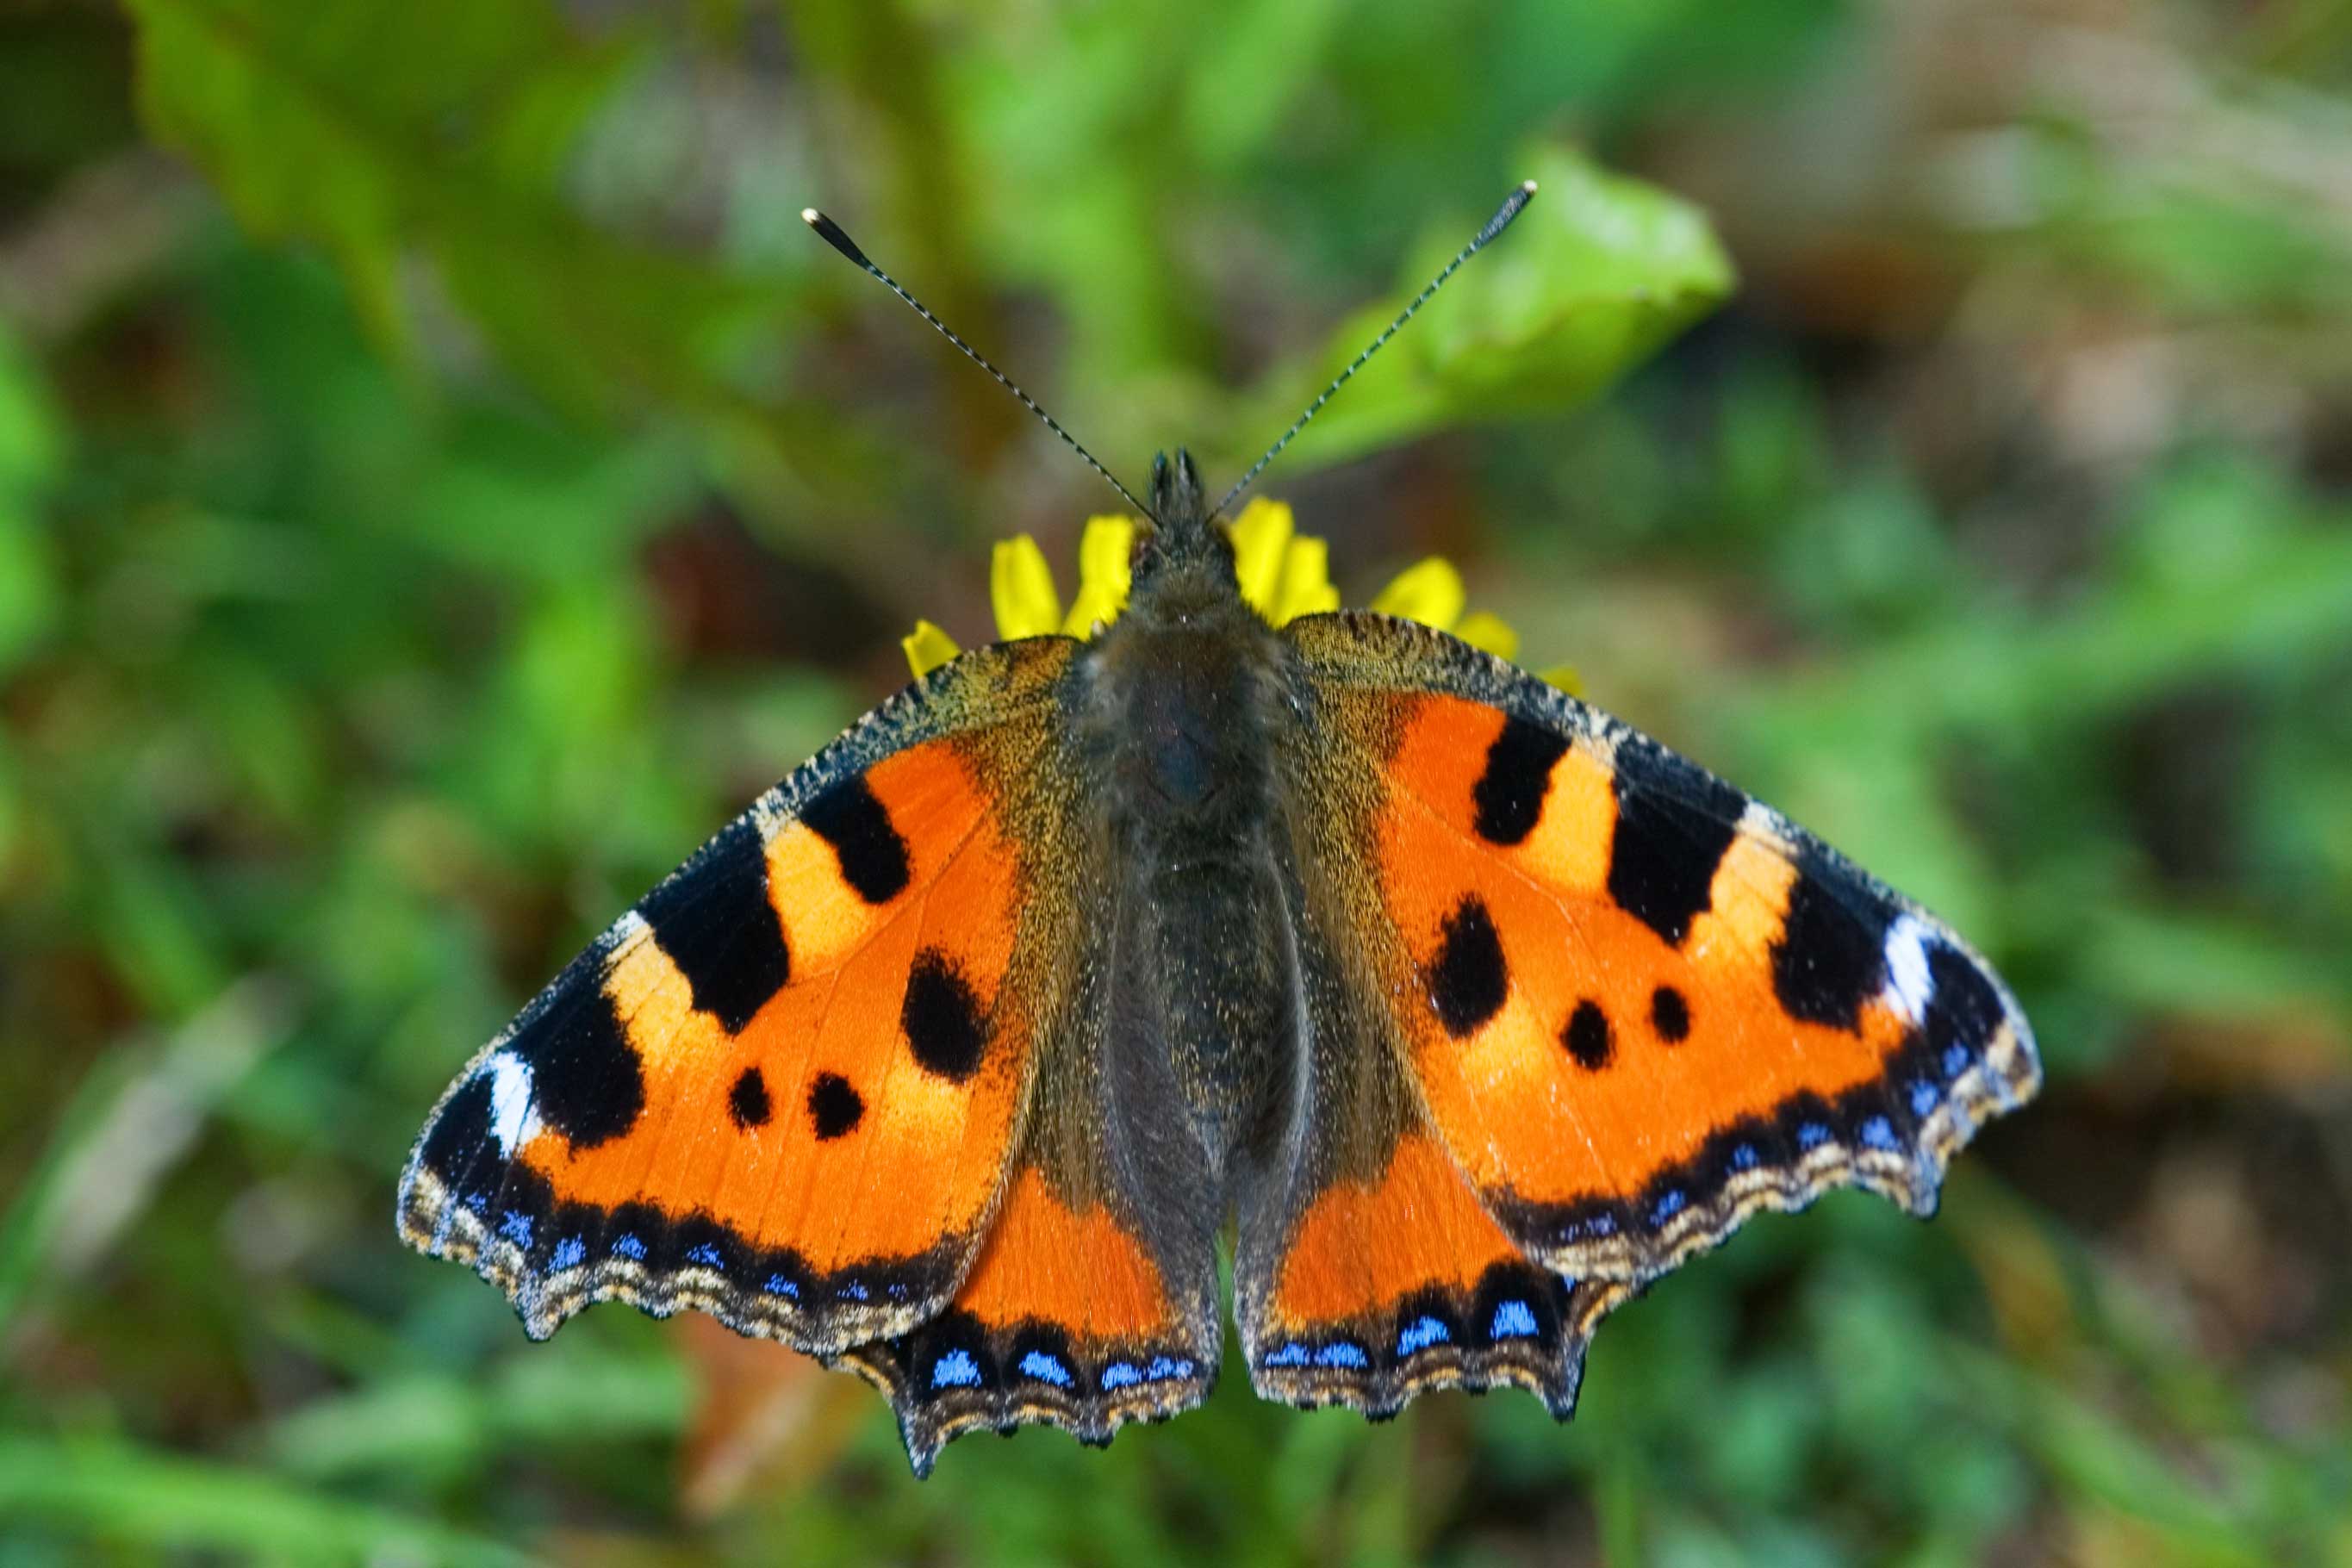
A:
[833,1316,1216,1478]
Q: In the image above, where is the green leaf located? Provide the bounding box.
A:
[1226,142,1734,471]
[0,500,59,674]
[0,320,62,492]
[0,325,61,670]
[0,1434,529,1567]
[0,980,287,1336]
[2079,905,2348,1020]
[123,0,784,420]
[263,1347,688,1482]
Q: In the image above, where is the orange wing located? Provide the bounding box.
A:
[833,899,1225,1475]
[1239,612,2038,1403]
[1238,1118,1630,1417]
[835,1155,1220,1476]
[1233,878,1630,1416]
[398,638,1086,1356]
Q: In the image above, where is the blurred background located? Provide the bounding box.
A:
[3,0,2349,1562]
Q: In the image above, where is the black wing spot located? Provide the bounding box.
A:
[506,977,644,1148]
[1925,941,2004,1061]
[1651,985,1691,1043]
[1770,856,1889,1032]
[808,1072,864,1139]
[1429,894,1509,1036]
[1562,999,1613,1069]
[420,1072,497,1190]
[639,817,792,1034]
[903,950,986,1082]
[1607,751,1745,948]
[728,1066,773,1129]
[1473,716,1571,845]
[800,776,912,905]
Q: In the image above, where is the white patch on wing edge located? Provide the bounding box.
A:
[484,1049,543,1156]
[1881,913,1937,1027]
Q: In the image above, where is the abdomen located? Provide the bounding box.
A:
[1087,621,1297,1185]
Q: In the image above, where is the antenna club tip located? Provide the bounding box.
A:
[1520,179,1538,195]
[802,208,874,269]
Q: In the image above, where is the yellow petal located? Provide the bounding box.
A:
[1537,663,1584,697]
[1063,515,1136,635]
[1077,515,1136,600]
[991,534,1062,639]
[1370,557,1466,631]
[1062,581,1120,638]
[1229,499,1294,615]
[1269,535,1341,624]
[1452,610,1520,663]
[903,619,962,678]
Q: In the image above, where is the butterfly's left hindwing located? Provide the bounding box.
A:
[1239,611,2038,1407]
[832,895,1224,1476]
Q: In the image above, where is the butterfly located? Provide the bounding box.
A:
[398,184,2040,1478]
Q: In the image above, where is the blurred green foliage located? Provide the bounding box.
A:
[3,0,2349,1564]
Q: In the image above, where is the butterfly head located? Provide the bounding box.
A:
[1131,448,1239,604]
[1146,449,1208,541]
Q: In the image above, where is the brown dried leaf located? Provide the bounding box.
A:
[677,1317,873,1518]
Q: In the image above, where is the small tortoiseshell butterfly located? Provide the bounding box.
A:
[400,183,2039,1476]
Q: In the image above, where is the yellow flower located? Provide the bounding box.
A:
[1227,500,1342,624]
[1370,558,1467,640]
[900,619,961,677]
[988,534,1062,640]
[902,500,1573,693]
[1063,514,1136,635]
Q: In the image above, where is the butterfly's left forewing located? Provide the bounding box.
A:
[399,639,1092,1355]
[1239,611,2038,1410]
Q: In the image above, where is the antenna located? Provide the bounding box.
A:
[1211,179,1538,520]
[801,208,1154,521]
